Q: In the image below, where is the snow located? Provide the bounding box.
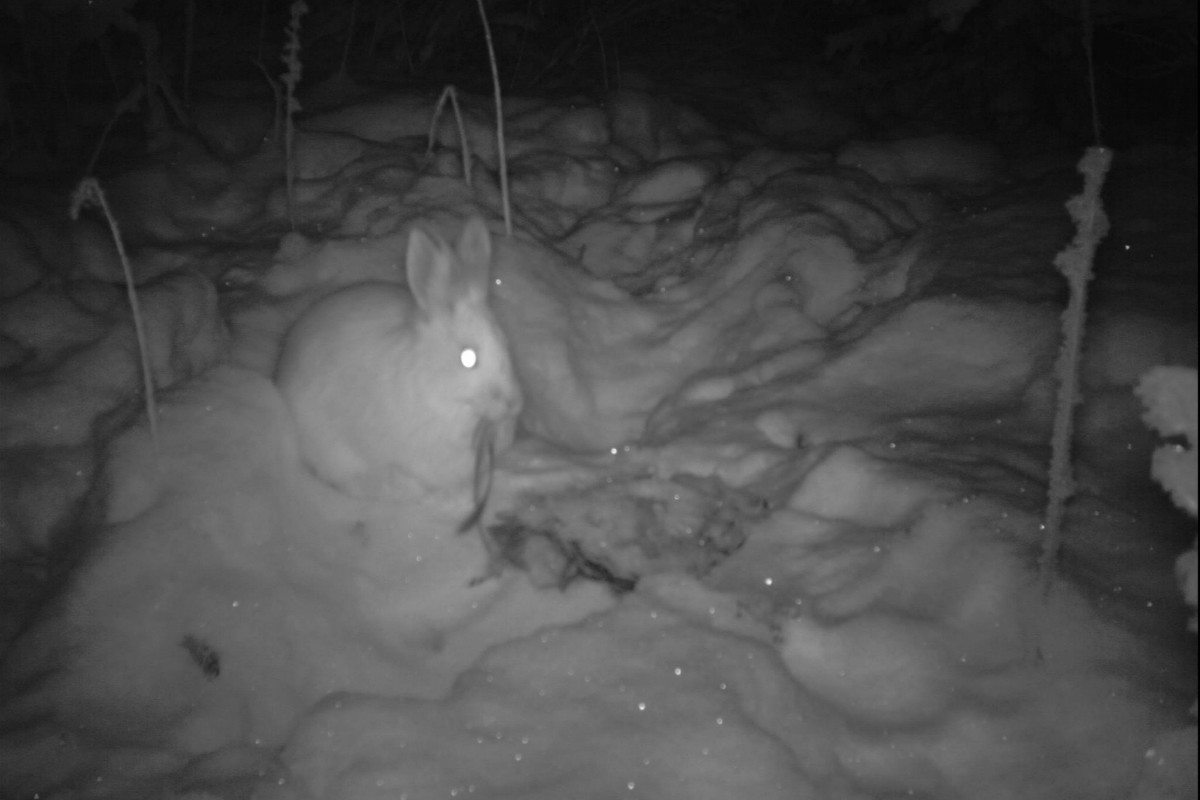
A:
[0,81,1195,800]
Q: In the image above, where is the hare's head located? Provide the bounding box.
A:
[404,218,523,454]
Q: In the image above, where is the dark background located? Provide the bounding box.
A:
[1,0,1196,170]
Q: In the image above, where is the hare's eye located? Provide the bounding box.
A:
[459,346,478,369]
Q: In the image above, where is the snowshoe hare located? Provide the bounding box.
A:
[275,217,522,516]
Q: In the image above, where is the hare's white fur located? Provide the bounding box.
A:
[275,218,522,508]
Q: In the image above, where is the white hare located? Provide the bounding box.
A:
[275,217,522,518]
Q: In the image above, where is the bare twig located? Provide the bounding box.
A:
[427,85,473,186]
[474,0,511,235]
[70,178,160,453]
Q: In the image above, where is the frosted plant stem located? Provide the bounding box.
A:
[474,0,511,236]
[70,178,159,453]
[1038,146,1113,601]
[281,1,309,231]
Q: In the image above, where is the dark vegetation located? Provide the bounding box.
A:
[0,0,1195,172]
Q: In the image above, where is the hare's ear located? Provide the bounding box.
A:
[454,216,493,296]
[406,227,455,315]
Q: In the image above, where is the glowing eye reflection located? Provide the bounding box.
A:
[460,347,478,369]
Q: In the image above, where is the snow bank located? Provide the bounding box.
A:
[0,84,1193,800]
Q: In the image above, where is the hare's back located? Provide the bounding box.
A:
[276,281,417,386]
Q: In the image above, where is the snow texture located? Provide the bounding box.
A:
[0,84,1195,800]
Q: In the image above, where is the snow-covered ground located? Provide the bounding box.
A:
[0,79,1195,800]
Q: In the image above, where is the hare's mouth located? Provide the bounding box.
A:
[480,381,523,420]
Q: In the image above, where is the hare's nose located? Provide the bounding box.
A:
[503,384,524,414]
[486,383,522,415]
